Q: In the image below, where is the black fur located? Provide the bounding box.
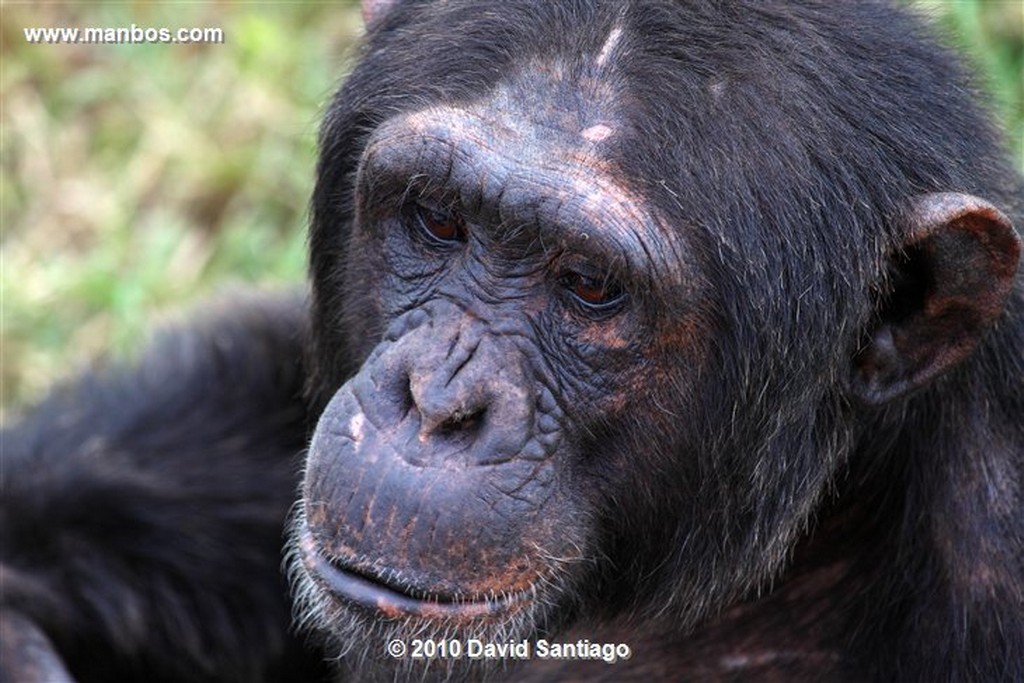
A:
[3,2,1022,681]
[2,294,326,682]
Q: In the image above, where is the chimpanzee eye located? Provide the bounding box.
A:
[560,271,625,313]
[406,202,465,245]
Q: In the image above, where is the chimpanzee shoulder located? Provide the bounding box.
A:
[2,292,330,682]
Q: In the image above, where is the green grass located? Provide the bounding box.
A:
[912,0,1023,162]
[1,3,363,408]
[1,1,1021,411]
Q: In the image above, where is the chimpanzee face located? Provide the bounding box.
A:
[292,53,711,671]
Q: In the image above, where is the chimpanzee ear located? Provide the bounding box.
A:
[850,192,1020,405]
[362,0,402,28]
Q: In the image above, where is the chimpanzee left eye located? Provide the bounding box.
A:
[560,271,626,313]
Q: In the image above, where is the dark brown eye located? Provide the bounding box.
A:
[561,271,625,312]
[412,203,464,244]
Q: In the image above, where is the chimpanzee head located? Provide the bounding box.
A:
[289,0,1020,677]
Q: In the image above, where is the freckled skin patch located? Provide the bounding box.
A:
[581,123,614,142]
[348,412,365,445]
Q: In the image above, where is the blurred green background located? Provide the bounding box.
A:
[1,1,1021,411]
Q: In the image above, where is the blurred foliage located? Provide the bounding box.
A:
[2,2,363,409]
[909,0,1023,165]
[1,1,1021,411]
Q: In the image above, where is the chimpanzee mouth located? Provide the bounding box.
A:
[297,528,525,620]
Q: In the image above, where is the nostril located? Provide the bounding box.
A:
[406,378,487,440]
[403,376,415,418]
[439,407,486,435]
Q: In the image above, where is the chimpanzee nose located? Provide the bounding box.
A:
[410,374,487,440]
[364,306,535,466]
[407,333,532,464]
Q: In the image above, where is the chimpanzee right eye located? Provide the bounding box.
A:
[404,202,465,246]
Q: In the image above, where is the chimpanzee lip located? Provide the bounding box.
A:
[299,527,523,619]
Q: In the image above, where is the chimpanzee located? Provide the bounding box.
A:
[2,0,1022,681]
